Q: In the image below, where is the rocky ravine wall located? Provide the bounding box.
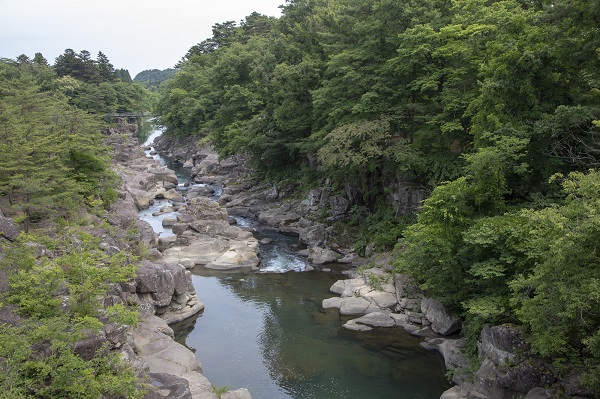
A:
[106,120,252,399]
[153,133,597,399]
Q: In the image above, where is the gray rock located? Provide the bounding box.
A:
[161,189,184,202]
[162,217,177,227]
[187,186,215,199]
[440,386,466,399]
[352,312,395,327]
[134,261,203,323]
[478,325,524,365]
[157,236,177,252]
[338,278,370,298]
[423,338,468,385]
[339,297,370,315]
[322,297,343,309]
[390,313,409,326]
[221,388,253,399]
[470,358,510,399]
[205,247,260,270]
[524,387,551,399]
[497,363,554,394]
[330,280,346,295]
[394,273,423,300]
[162,239,229,266]
[421,298,462,335]
[133,315,217,399]
[363,291,397,309]
[0,212,19,241]
[144,373,192,399]
[178,258,196,269]
[407,311,425,324]
[137,220,159,249]
[256,208,296,226]
[296,249,310,257]
[308,246,341,265]
[343,319,373,331]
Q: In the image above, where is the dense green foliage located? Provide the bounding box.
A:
[0,229,141,399]
[0,60,121,231]
[16,49,155,114]
[158,0,600,389]
[133,68,177,90]
[0,54,150,397]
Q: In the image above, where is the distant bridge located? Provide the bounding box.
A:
[105,112,156,125]
[105,112,155,118]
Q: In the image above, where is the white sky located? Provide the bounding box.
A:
[0,0,284,77]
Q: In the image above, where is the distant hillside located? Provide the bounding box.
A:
[134,68,176,88]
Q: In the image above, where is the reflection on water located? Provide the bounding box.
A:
[172,269,450,399]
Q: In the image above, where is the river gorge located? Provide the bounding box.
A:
[137,119,450,399]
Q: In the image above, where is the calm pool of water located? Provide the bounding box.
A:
[172,269,450,399]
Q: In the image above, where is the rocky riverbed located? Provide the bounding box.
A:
[107,119,252,399]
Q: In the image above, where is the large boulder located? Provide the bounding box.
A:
[478,325,525,365]
[339,297,372,315]
[421,298,462,335]
[422,337,468,384]
[308,246,341,265]
[257,209,301,226]
[161,237,259,270]
[351,312,395,328]
[144,373,192,399]
[135,261,203,323]
[322,297,344,309]
[524,388,551,399]
[205,247,260,270]
[362,291,397,309]
[162,239,229,266]
[133,315,217,399]
[0,211,19,241]
[187,186,215,199]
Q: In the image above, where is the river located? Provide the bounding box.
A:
[138,119,450,399]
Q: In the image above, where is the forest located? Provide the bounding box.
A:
[0,52,153,397]
[156,0,600,390]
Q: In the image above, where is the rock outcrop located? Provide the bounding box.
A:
[321,265,462,340]
[435,325,556,399]
[134,261,204,324]
[421,298,462,336]
[0,210,19,241]
[132,315,217,399]
[160,197,259,270]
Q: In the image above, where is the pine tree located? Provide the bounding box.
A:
[96,51,115,82]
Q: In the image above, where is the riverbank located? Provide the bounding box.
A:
[108,118,252,399]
